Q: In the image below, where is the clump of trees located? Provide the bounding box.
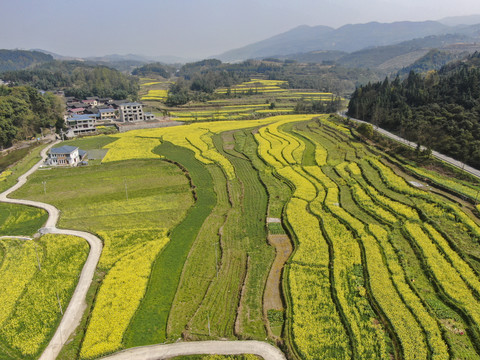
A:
[348,52,480,168]
[0,86,64,148]
[132,63,174,78]
[2,61,139,100]
[165,59,249,106]
[294,97,342,114]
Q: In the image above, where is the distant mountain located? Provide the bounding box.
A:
[275,50,347,64]
[335,33,476,70]
[438,14,480,27]
[85,54,152,63]
[216,20,455,62]
[30,49,82,61]
[397,49,464,76]
[0,49,54,72]
[216,24,334,62]
[85,54,191,65]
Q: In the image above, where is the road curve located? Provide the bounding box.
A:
[0,141,287,360]
[340,113,480,180]
[0,141,103,360]
[100,340,287,360]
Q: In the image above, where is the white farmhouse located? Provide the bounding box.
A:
[46,145,87,166]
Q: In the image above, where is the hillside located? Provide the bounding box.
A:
[1,60,139,99]
[335,33,474,70]
[0,49,53,72]
[348,52,480,168]
[216,20,455,62]
[0,85,64,148]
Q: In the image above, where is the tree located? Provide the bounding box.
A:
[357,123,374,138]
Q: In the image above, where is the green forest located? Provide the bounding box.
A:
[1,61,139,100]
[0,50,53,72]
[348,52,480,168]
[0,86,63,148]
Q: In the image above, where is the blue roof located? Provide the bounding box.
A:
[50,145,78,154]
[68,114,96,121]
[120,102,142,107]
[99,108,115,113]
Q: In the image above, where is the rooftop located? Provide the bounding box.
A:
[67,114,96,121]
[120,102,142,107]
[50,145,78,155]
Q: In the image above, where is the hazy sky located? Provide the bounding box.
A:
[2,0,480,60]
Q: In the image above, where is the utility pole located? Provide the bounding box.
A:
[56,288,63,315]
[124,178,128,201]
[42,181,47,196]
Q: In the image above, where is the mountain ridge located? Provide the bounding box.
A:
[215,20,479,62]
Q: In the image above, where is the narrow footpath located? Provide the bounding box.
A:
[0,141,287,360]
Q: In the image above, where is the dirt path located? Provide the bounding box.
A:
[0,140,287,360]
[263,234,292,341]
[264,235,292,311]
[100,340,286,360]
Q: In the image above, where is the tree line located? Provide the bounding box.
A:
[348,52,480,168]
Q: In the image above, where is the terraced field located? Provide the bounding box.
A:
[139,77,339,122]
[3,113,480,359]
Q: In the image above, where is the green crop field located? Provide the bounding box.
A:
[3,112,480,360]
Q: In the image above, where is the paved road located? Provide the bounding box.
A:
[100,340,287,360]
[0,141,103,360]
[340,113,480,180]
[0,141,287,360]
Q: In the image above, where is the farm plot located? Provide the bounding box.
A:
[241,113,480,359]
[0,203,47,237]
[0,235,88,359]
[12,158,194,359]
[6,113,480,360]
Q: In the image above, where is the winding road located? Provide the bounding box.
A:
[0,141,103,360]
[0,141,287,360]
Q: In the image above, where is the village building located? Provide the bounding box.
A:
[46,145,87,166]
[144,112,155,121]
[118,102,155,122]
[65,114,97,137]
[119,102,144,122]
[68,108,87,116]
[82,99,98,107]
[98,108,117,121]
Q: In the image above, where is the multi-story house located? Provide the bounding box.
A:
[119,102,145,122]
[46,145,87,166]
[66,114,97,137]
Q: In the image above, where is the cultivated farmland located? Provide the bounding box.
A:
[4,113,480,359]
